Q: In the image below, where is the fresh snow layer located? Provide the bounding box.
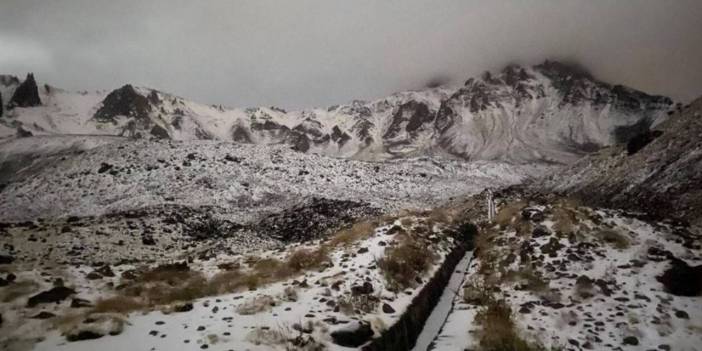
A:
[0,136,555,222]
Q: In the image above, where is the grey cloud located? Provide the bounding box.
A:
[1,0,701,108]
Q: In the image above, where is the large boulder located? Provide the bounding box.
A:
[9,73,42,108]
[657,258,702,296]
[330,320,373,347]
[27,286,76,307]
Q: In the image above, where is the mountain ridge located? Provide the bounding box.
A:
[0,60,673,163]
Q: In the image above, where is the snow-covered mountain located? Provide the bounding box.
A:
[540,95,702,226]
[0,61,672,163]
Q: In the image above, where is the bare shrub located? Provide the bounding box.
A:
[476,298,549,351]
[596,229,630,249]
[327,221,377,247]
[378,241,437,291]
[286,248,330,272]
[92,295,145,314]
[495,201,527,228]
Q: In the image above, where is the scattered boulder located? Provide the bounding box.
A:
[173,302,193,313]
[532,225,551,238]
[64,314,126,341]
[330,320,373,347]
[150,124,170,139]
[657,258,702,296]
[27,286,76,307]
[351,282,374,296]
[0,255,15,264]
[31,311,56,319]
[97,163,113,174]
[521,207,545,222]
[623,336,639,346]
[381,303,395,313]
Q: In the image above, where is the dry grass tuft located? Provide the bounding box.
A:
[504,267,549,293]
[327,221,377,247]
[286,248,330,272]
[378,240,437,291]
[0,280,39,303]
[92,296,146,314]
[552,207,576,235]
[596,229,630,249]
[476,298,550,351]
[495,201,527,228]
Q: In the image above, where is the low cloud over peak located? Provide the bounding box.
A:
[1,0,701,108]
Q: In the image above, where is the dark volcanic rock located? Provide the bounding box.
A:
[66,330,104,342]
[94,84,152,123]
[27,286,76,307]
[150,124,170,139]
[255,197,381,243]
[9,73,42,108]
[627,129,663,155]
[0,255,14,265]
[657,258,702,296]
[330,321,373,347]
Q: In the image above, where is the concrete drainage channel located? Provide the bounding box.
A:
[362,234,474,351]
[412,251,474,350]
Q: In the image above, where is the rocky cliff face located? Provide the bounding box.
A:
[0,61,673,163]
[8,73,41,108]
[540,96,702,226]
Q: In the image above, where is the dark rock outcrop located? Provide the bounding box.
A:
[254,197,381,243]
[9,73,42,108]
[150,124,170,139]
[331,321,374,348]
[94,85,151,123]
[540,96,702,226]
[27,286,76,307]
[657,258,702,296]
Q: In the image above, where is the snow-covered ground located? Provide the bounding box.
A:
[432,200,702,350]
[0,136,553,223]
[0,212,463,351]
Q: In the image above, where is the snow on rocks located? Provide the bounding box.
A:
[0,136,551,223]
[1,212,465,350]
[434,196,702,350]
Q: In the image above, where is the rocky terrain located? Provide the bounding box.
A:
[432,191,702,350]
[0,61,700,351]
[540,97,702,227]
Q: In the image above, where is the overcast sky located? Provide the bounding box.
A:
[1,0,701,108]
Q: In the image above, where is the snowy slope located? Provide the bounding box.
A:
[0,61,672,163]
[0,136,554,222]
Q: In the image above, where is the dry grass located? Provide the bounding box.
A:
[515,221,533,237]
[92,295,146,314]
[596,229,630,249]
[504,267,549,292]
[495,201,527,228]
[0,280,39,303]
[476,298,550,351]
[327,220,378,247]
[107,246,332,312]
[552,207,576,235]
[286,248,330,272]
[378,240,437,291]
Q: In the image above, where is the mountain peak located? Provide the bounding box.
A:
[9,73,42,108]
[534,59,595,80]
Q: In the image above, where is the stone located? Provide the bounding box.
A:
[27,287,76,307]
